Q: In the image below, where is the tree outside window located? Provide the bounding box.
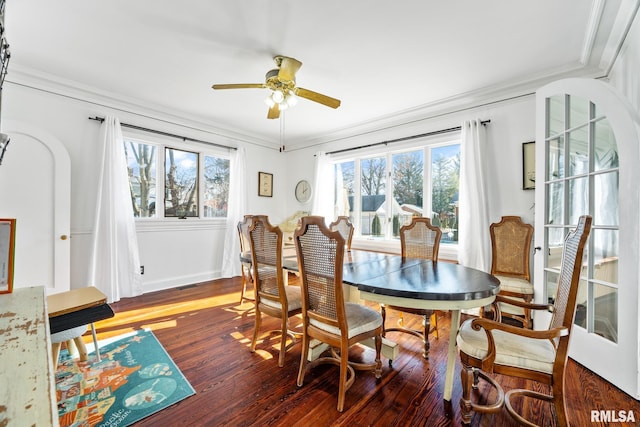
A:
[124,138,230,219]
[165,148,198,218]
[332,141,460,245]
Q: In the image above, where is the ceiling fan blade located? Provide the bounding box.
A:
[294,87,341,109]
[267,103,280,119]
[211,83,265,90]
[277,56,302,81]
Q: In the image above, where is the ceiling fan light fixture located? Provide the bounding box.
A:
[286,92,298,107]
[264,95,276,108]
[272,90,285,103]
[279,100,290,111]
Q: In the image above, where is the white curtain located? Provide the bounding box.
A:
[88,116,143,303]
[458,119,491,272]
[221,146,247,278]
[311,151,334,223]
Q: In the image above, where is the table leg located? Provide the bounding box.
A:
[444,309,461,404]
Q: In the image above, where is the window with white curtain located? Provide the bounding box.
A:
[123,137,230,219]
[331,137,461,250]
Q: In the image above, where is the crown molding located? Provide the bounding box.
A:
[6,65,276,149]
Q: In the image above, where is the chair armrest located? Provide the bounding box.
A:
[468,317,567,370]
[495,294,554,312]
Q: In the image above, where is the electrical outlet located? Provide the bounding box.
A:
[140,265,145,275]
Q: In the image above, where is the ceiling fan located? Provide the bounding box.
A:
[212,55,341,119]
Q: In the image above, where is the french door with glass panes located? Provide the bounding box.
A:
[534,78,640,399]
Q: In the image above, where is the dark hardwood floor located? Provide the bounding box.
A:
[84,275,639,426]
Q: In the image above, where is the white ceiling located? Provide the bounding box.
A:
[4,1,634,150]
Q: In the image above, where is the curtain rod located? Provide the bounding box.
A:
[88,116,237,151]
[326,120,490,155]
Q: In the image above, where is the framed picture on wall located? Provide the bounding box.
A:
[522,141,535,190]
[0,218,16,294]
[258,172,273,197]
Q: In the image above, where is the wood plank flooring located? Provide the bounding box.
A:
[84,276,640,426]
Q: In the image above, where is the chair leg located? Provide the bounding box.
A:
[337,347,349,412]
[430,312,438,338]
[278,318,288,367]
[460,366,474,424]
[73,336,88,362]
[553,382,569,427]
[297,334,309,387]
[51,342,61,371]
[250,310,261,352]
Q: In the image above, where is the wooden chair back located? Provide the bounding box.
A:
[295,215,346,333]
[490,216,534,280]
[248,215,287,310]
[400,217,442,260]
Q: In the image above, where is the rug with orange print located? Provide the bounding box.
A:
[55,329,195,427]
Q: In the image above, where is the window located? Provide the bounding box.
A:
[124,138,230,219]
[332,139,460,247]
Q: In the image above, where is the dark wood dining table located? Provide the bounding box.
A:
[281,248,500,406]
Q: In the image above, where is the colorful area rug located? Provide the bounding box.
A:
[56,329,195,427]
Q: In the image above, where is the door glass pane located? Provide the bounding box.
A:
[334,161,354,219]
[431,145,460,243]
[545,270,560,304]
[547,181,564,225]
[568,127,588,177]
[165,148,198,218]
[548,136,564,180]
[574,278,588,329]
[593,283,618,343]
[361,157,386,237]
[594,118,618,171]
[594,171,619,226]
[568,176,588,224]
[593,229,618,285]
[548,95,565,137]
[569,95,590,128]
[391,151,423,236]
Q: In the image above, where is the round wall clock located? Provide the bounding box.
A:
[295,179,312,203]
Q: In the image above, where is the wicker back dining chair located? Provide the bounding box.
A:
[237,215,255,304]
[457,215,592,427]
[381,216,442,360]
[294,215,382,412]
[329,216,354,251]
[248,215,302,367]
[489,216,535,328]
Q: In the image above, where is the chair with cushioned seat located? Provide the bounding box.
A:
[248,215,303,367]
[489,216,535,328]
[457,215,592,426]
[294,215,383,412]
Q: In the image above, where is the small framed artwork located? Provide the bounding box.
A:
[522,141,535,190]
[258,172,273,197]
[0,218,16,294]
